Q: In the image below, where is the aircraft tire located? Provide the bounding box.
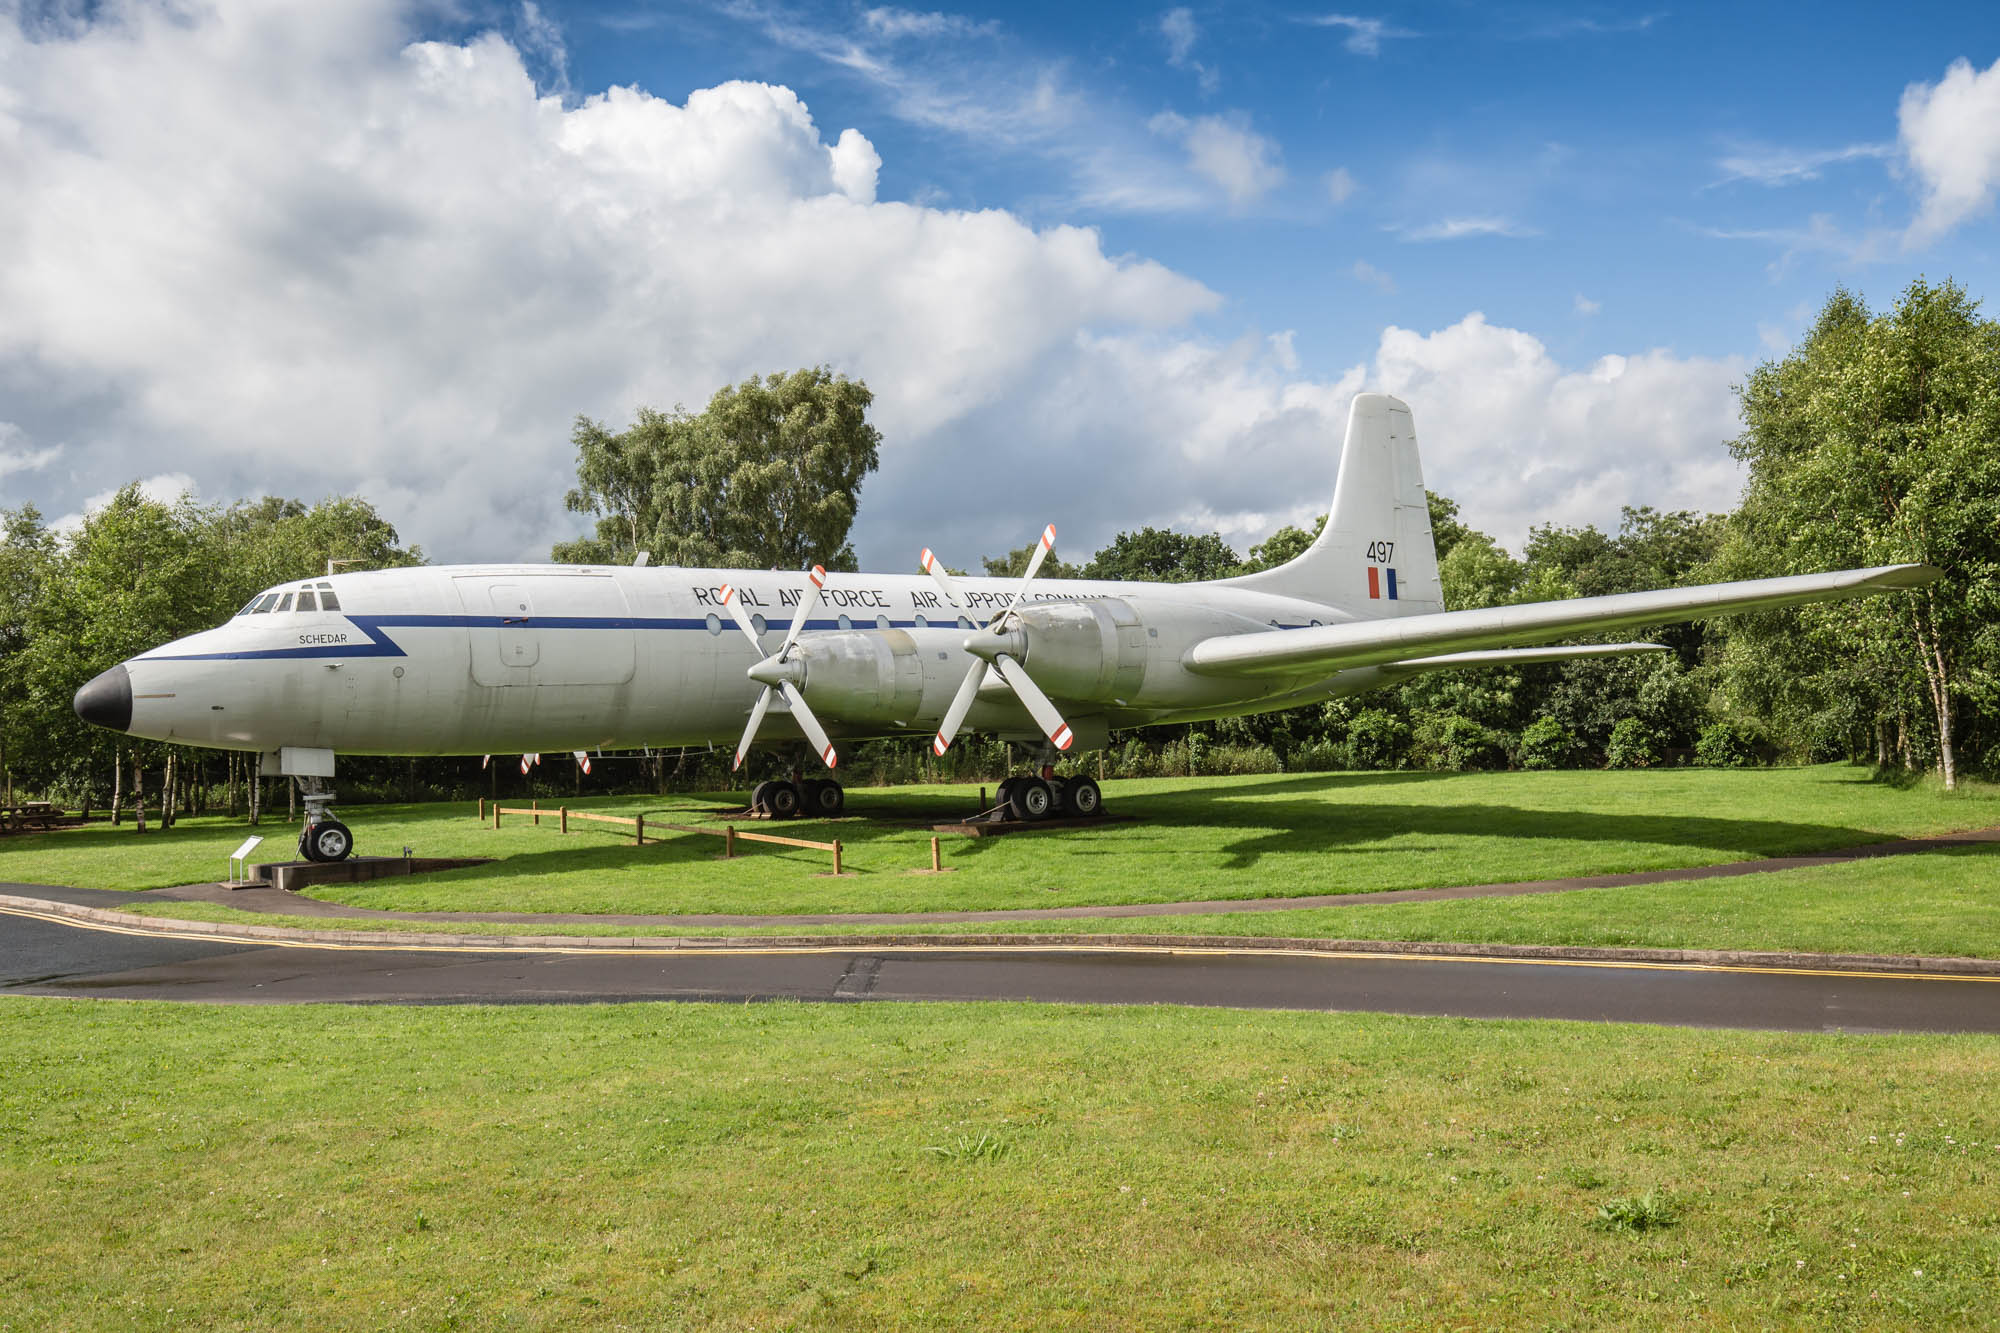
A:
[749,781,774,815]
[303,819,354,863]
[803,779,844,817]
[994,776,1021,817]
[1008,778,1054,821]
[765,781,803,820]
[1061,777,1102,817]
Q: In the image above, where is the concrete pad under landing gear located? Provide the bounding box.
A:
[243,855,493,894]
[932,814,1136,837]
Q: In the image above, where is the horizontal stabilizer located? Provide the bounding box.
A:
[1187,564,1939,679]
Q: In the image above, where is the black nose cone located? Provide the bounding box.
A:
[74,663,133,733]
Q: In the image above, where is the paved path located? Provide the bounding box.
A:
[6,896,2000,1033]
[96,824,2000,928]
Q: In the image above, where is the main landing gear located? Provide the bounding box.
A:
[296,778,354,863]
[750,776,845,820]
[992,743,1104,822]
[994,770,1102,822]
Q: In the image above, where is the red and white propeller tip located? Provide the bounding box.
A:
[926,523,1073,756]
[726,569,839,773]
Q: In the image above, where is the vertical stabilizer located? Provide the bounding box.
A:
[1221,393,1444,616]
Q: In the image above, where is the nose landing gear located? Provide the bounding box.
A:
[296,778,354,862]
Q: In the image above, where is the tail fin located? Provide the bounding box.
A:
[1221,393,1443,615]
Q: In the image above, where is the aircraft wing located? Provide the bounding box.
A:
[1185,564,1938,679]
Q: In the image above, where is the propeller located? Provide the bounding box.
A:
[719,567,839,772]
[924,523,1074,756]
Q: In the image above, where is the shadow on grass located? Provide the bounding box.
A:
[14,770,1903,886]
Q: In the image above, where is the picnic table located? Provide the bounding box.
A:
[0,801,66,832]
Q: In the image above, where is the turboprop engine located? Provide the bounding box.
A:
[967,598,1148,702]
[751,627,939,726]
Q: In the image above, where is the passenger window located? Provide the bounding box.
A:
[837,614,853,631]
[319,589,341,611]
[296,590,317,612]
[875,615,891,631]
[276,593,295,612]
[914,614,929,629]
[957,616,973,630]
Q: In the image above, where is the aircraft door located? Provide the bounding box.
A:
[491,584,539,671]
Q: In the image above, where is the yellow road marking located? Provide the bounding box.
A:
[5,901,1999,984]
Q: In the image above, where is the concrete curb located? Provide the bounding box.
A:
[8,892,2000,978]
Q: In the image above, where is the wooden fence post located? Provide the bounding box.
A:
[930,836,941,873]
[635,814,644,846]
[494,804,502,829]
[560,806,568,835]
[832,840,843,876]
[477,796,485,822]
[724,826,736,859]
[532,799,540,826]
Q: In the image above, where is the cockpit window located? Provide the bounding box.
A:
[319,588,340,611]
[296,590,318,612]
[276,593,295,612]
[238,595,263,616]
[252,593,281,614]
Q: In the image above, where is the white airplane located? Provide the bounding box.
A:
[74,394,1934,862]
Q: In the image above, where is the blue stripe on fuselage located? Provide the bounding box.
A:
[138,612,1323,662]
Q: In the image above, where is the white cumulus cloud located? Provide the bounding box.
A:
[1149,110,1285,208]
[1366,315,1747,548]
[1899,56,2000,245]
[0,0,1749,574]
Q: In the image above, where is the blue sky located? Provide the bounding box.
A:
[2,1,1996,567]
[529,0,1997,366]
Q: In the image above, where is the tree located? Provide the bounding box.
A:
[981,544,1081,579]
[1240,517,1322,573]
[1720,279,2000,787]
[216,495,425,590]
[557,368,881,571]
[0,505,55,798]
[1081,528,1240,582]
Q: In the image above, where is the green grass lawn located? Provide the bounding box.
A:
[3,999,1997,1330]
[123,838,2000,962]
[6,766,1999,920]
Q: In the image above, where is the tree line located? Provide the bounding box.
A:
[3,278,1997,814]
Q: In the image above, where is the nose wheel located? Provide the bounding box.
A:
[296,779,355,862]
[300,818,354,863]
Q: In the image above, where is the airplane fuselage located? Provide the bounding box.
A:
[111,563,1375,759]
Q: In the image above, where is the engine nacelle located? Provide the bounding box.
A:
[1008,596,1149,702]
[786,628,946,724]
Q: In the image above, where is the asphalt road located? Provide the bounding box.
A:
[6,903,2000,1032]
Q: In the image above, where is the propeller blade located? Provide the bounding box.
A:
[716,584,765,652]
[732,686,776,771]
[919,547,966,609]
[779,565,827,656]
[991,654,1074,751]
[1003,523,1057,620]
[778,681,839,769]
[572,750,592,775]
[931,657,989,756]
